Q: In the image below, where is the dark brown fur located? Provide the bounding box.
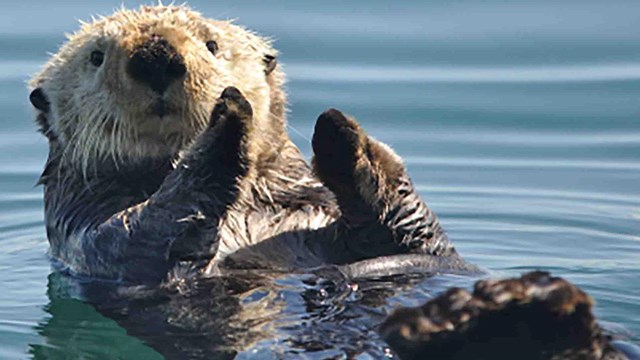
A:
[380,271,628,360]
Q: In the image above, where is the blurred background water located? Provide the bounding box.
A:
[0,0,639,358]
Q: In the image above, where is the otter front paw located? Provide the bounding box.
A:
[312,109,366,198]
[196,86,254,170]
[312,108,404,222]
[174,86,255,197]
[209,86,253,129]
[312,109,453,258]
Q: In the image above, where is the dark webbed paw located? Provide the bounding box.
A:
[312,109,407,215]
[209,86,253,129]
[312,109,453,259]
[187,86,254,173]
[380,272,626,360]
[312,109,365,202]
[167,86,255,214]
[164,87,255,261]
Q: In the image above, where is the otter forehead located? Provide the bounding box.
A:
[91,6,273,55]
[31,5,277,88]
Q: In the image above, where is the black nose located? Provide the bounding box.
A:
[126,34,186,94]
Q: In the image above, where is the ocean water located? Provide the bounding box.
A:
[1,0,639,358]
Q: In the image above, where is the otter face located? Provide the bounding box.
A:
[29,5,282,171]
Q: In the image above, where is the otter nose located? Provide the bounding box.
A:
[126,34,186,94]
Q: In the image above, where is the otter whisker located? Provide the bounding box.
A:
[111,115,124,170]
[107,116,119,169]
[287,123,311,143]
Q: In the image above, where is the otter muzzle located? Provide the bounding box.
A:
[126,34,186,94]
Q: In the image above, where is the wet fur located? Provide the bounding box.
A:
[381,271,627,360]
[30,5,466,283]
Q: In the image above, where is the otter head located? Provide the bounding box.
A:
[29,5,285,172]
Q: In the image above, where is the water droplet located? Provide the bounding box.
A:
[384,347,394,358]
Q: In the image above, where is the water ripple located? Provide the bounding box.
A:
[406,156,640,171]
[287,62,640,83]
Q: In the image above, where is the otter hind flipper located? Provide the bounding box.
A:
[380,271,628,360]
[312,109,455,262]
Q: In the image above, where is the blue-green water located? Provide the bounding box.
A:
[1,1,639,358]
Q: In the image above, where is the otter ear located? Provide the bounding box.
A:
[263,54,277,75]
[29,88,50,113]
[30,87,57,142]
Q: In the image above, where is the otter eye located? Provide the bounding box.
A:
[90,50,104,66]
[206,40,218,55]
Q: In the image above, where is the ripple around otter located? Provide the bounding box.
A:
[1,0,640,359]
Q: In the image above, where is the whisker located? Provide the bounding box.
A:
[287,123,310,143]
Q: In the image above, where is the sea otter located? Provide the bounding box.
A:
[28,5,635,359]
[29,5,470,283]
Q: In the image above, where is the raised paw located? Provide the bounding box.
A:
[312,108,405,220]
[312,109,454,260]
[175,86,255,185]
[161,88,255,260]
[312,109,366,196]
[209,86,253,129]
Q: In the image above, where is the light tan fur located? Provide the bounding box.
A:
[29,5,287,176]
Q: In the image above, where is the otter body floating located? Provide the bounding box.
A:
[29,5,464,283]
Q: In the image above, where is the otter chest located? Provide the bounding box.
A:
[212,205,338,268]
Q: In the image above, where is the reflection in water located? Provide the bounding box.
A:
[30,273,162,359]
[32,269,480,359]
